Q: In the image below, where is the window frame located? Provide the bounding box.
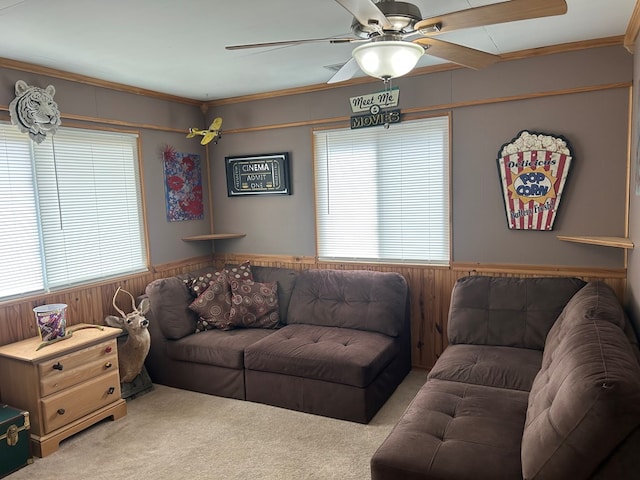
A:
[312,112,452,267]
[0,122,150,302]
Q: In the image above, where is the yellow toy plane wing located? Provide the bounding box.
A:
[201,131,215,145]
[210,117,222,132]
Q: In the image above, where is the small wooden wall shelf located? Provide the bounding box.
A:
[182,233,246,241]
[557,235,634,249]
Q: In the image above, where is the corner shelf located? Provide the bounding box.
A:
[557,235,634,249]
[182,233,246,241]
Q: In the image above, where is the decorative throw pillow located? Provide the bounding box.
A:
[229,280,280,329]
[224,261,253,283]
[185,268,223,298]
[185,261,254,298]
[188,273,234,331]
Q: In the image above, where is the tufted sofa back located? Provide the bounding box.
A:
[521,281,640,479]
[447,275,586,350]
[286,269,408,337]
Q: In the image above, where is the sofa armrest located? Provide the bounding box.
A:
[522,281,640,479]
[145,276,198,340]
[447,276,585,350]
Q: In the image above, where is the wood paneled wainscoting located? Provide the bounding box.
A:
[0,256,215,348]
[1,253,625,370]
[213,253,627,370]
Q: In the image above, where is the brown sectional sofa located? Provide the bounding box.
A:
[371,276,640,480]
[143,265,411,423]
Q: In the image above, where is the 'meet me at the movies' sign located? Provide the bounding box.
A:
[496,131,573,230]
[349,88,401,130]
[350,88,399,113]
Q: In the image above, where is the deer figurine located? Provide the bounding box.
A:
[105,287,151,383]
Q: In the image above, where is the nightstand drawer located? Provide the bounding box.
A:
[39,340,117,396]
[40,371,121,434]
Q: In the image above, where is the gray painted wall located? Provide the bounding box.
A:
[209,46,632,268]
[0,45,632,270]
[0,68,212,265]
[209,126,316,255]
[452,88,628,266]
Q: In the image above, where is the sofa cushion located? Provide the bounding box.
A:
[371,378,529,480]
[521,282,640,480]
[145,276,198,340]
[229,280,280,328]
[428,344,542,392]
[448,276,586,350]
[188,272,234,331]
[542,281,631,367]
[287,269,407,337]
[185,261,253,297]
[166,328,275,369]
[251,265,298,324]
[244,324,399,388]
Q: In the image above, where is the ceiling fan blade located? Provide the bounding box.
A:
[414,38,499,70]
[226,37,354,50]
[334,0,393,30]
[415,0,567,35]
[327,57,361,84]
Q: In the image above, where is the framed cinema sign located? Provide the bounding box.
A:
[497,131,573,230]
[225,152,291,196]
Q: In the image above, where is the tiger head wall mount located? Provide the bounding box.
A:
[9,80,62,144]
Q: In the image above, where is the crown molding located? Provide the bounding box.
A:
[205,36,626,108]
[0,35,627,110]
[0,57,202,106]
[625,1,640,52]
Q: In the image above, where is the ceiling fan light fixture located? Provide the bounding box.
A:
[352,40,423,80]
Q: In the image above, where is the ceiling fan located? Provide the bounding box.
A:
[226,0,568,83]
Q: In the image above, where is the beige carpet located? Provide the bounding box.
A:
[7,370,427,480]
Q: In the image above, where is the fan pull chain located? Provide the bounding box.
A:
[383,78,393,129]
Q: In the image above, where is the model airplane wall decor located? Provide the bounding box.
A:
[187,117,223,145]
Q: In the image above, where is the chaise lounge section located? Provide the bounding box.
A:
[371,276,640,480]
[143,264,411,423]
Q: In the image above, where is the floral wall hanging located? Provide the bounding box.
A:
[163,145,204,222]
[496,130,573,230]
[9,80,61,144]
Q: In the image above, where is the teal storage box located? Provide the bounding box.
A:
[0,405,31,478]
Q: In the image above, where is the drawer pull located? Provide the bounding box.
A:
[53,362,64,371]
[105,362,112,369]
[105,346,113,353]
[57,408,65,415]
[108,387,115,395]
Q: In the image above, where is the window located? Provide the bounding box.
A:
[313,115,450,264]
[0,124,147,300]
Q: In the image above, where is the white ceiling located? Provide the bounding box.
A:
[0,0,635,101]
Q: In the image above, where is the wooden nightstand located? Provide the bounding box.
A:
[0,324,127,457]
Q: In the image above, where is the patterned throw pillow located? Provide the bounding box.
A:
[229,280,280,329]
[188,273,234,331]
[224,261,253,283]
[185,261,253,298]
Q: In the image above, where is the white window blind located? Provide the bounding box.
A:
[314,115,450,264]
[0,124,147,300]
[0,127,44,297]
